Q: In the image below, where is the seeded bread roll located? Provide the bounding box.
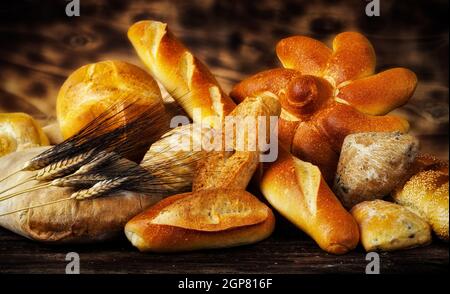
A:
[334,132,419,209]
[0,113,49,157]
[392,159,449,241]
[351,200,432,251]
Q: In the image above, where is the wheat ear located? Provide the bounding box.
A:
[70,177,130,200]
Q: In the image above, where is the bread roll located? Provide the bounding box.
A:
[336,68,417,115]
[128,20,236,128]
[0,113,49,157]
[351,200,432,251]
[0,147,161,243]
[232,32,416,182]
[125,189,275,252]
[56,60,167,161]
[334,132,419,209]
[260,148,359,254]
[392,161,449,241]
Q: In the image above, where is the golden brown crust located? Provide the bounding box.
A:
[128,20,236,127]
[336,68,417,115]
[351,200,432,251]
[315,103,410,151]
[56,60,167,161]
[230,68,301,104]
[0,113,49,157]
[276,36,332,76]
[260,148,359,254]
[393,166,449,241]
[125,190,275,252]
[324,32,376,86]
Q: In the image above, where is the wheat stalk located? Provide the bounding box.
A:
[70,177,130,200]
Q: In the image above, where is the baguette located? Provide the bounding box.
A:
[351,200,432,251]
[125,189,275,252]
[260,147,359,254]
[128,20,236,128]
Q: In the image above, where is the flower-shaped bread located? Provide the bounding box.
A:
[231,32,417,182]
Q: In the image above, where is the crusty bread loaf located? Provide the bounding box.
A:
[351,200,432,251]
[56,60,168,161]
[193,92,281,191]
[392,160,449,241]
[125,189,275,252]
[260,148,359,254]
[0,147,161,243]
[0,113,49,157]
[334,132,419,209]
[128,20,236,128]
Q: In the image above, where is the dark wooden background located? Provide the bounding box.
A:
[0,0,448,273]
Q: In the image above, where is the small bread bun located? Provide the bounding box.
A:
[0,112,49,157]
[392,159,449,241]
[334,132,419,209]
[56,60,167,161]
[351,200,432,251]
[125,189,275,252]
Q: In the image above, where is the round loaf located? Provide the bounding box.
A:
[0,112,49,157]
[56,60,167,160]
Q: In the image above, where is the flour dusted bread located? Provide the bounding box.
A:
[260,148,359,254]
[334,132,419,208]
[125,189,275,252]
[392,158,449,241]
[351,200,432,251]
[0,147,161,243]
[0,113,49,157]
[128,20,236,127]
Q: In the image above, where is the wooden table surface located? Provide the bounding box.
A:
[0,218,448,274]
[0,0,448,274]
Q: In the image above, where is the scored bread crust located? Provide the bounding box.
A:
[125,190,275,252]
[128,20,236,127]
[260,148,359,254]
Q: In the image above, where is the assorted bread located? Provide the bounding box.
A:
[231,32,416,183]
[0,19,447,258]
